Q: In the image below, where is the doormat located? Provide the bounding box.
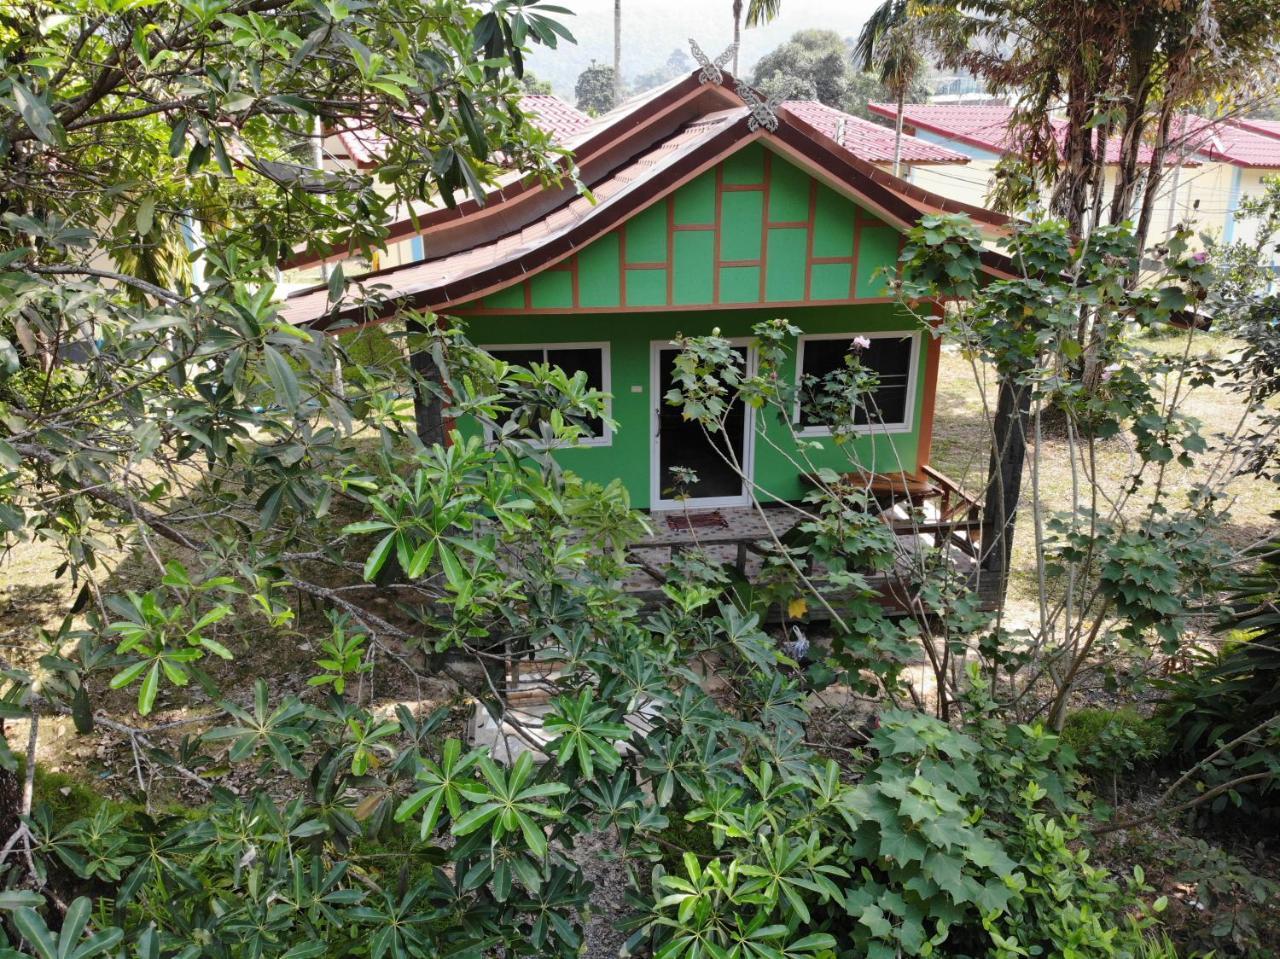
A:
[667,511,729,532]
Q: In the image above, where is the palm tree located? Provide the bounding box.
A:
[731,0,783,76]
[613,0,622,104]
[855,0,926,178]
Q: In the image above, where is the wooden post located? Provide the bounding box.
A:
[980,375,1031,602]
[409,317,446,448]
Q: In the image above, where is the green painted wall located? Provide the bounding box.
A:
[451,139,927,511]
[457,304,927,510]
[475,143,902,313]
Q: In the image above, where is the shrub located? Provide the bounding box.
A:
[1062,706,1169,799]
[1157,529,1280,822]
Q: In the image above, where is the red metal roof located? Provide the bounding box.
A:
[281,109,751,327]
[780,101,968,164]
[1231,117,1280,141]
[1173,115,1280,168]
[331,123,388,170]
[866,102,1201,166]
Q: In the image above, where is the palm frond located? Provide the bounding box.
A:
[744,0,783,28]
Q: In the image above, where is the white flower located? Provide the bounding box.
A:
[852,336,871,350]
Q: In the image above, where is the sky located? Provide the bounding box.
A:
[525,0,889,99]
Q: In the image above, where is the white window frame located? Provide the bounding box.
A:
[480,340,613,449]
[793,330,921,437]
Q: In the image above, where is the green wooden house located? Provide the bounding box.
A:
[282,71,1013,518]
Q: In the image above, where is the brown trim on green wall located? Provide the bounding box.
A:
[916,310,943,475]
[803,179,818,302]
[457,295,902,316]
[712,165,724,304]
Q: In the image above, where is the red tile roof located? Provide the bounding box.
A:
[781,100,968,164]
[1173,114,1280,168]
[866,102,1200,166]
[519,94,591,142]
[331,95,590,169]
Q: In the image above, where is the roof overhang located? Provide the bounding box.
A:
[281,80,1019,331]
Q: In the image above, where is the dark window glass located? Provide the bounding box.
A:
[486,345,606,440]
[798,335,913,429]
[489,348,542,367]
[658,346,747,500]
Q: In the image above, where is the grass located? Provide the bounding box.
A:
[928,327,1280,623]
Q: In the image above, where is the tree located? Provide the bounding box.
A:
[614,0,624,106]
[2,1,1277,955]
[522,72,555,94]
[855,1,928,177]
[731,0,784,76]
[575,60,618,114]
[633,48,694,94]
[918,0,1279,244]
[752,30,929,119]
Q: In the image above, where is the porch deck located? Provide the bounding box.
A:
[623,466,997,615]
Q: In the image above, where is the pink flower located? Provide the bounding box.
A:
[852,336,871,350]
[1101,363,1122,383]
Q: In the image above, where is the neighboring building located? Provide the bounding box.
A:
[779,100,969,173]
[1231,116,1280,142]
[281,71,1014,519]
[1171,116,1280,249]
[868,102,1280,251]
[866,102,1193,229]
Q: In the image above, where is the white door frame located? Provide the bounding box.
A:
[649,338,757,511]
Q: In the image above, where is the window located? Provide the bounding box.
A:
[483,342,611,446]
[795,332,918,434]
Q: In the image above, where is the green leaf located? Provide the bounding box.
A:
[0,891,44,909]
[138,661,160,715]
[12,81,64,147]
[263,345,300,409]
[326,261,345,303]
[362,532,395,581]
[12,907,57,959]
[135,196,155,236]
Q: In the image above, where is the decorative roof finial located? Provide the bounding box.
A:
[734,80,781,132]
[689,38,736,86]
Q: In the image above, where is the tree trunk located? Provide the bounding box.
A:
[1107,24,1157,227]
[613,0,622,106]
[893,87,905,178]
[409,319,446,448]
[981,375,1032,602]
[1133,103,1175,256]
[732,0,742,75]
[1051,73,1095,236]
